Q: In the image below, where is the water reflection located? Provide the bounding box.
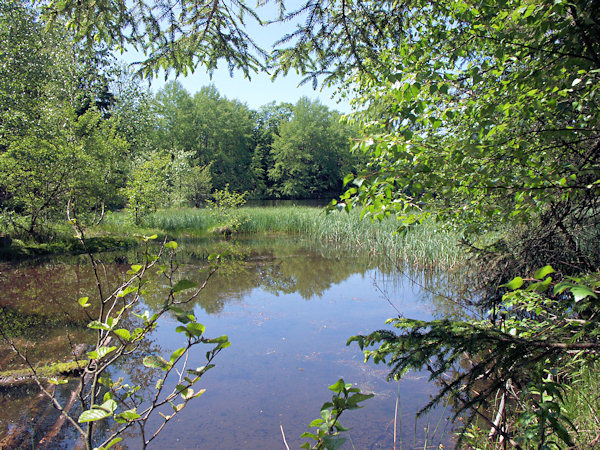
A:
[0,235,465,448]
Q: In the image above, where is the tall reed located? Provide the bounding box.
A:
[239,207,463,270]
[100,206,464,270]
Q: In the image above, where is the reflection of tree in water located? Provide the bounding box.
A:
[140,237,382,315]
[0,258,130,320]
[400,265,481,320]
[259,254,374,299]
[360,257,481,321]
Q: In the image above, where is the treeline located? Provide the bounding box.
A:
[150,82,360,200]
[0,0,360,240]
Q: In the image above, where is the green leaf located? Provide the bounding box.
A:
[170,347,186,363]
[322,436,346,449]
[343,173,354,186]
[328,379,346,394]
[175,312,195,324]
[501,277,524,290]
[79,408,111,423]
[526,277,552,292]
[187,364,215,376]
[347,392,374,407]
[116,409,141,421]
[117,285,137,298]
[172,279,197,293]
[128,264,142,274]
[300,432,318,439]
[113,329,131,341]
[78,400,117,423]
[206,335,229,345]
[88,320,110,330]
[143,355,171,370]
[165,240,178,249]
[534,265,555,280]
[99,437,123,450]
[78,297,90,308]
[571,286,597,302]
[186,322,205,337]
[88,346,117,360]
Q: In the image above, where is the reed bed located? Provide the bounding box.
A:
[99,206,465,270]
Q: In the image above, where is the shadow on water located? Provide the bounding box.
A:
[0,235,474,448]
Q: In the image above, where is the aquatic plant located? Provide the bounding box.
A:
[107,206,464,270]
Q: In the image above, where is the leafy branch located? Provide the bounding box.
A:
[1,205,228,449]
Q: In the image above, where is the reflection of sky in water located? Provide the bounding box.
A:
[1,237,456,448]
[142,264,453,449]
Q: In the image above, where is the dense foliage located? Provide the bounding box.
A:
[334,0,600,277]
[0,1,358,241]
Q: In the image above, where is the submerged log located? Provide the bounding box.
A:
[0,359,88,387]
[0,344,88,387]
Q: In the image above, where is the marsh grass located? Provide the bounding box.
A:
[99,207,464,270]
[238,206,464,270]
[562,360,600,446]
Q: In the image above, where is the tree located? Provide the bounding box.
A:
[2,226,229,450]
[0,108,128,238]
[275,0,600,444]
[249,102,294,197]
[0,0,51,148]
[195,89,255,192]
[268,98,356,198]
[153,81,196,154]
[333,0,600,276]
[123,153,169,225]
[153,83,255,193]
[41,0,267,79]
[0,0,132,236]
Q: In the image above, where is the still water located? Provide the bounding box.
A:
[0,235,459,448]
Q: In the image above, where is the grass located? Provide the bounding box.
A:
[458,359,600,448]
[562,360,600,447]
[99,206,465,270]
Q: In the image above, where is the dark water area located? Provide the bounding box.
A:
[0,235,464,448]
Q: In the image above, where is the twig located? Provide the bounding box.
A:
[489,386,506,440]
[393,396,398,450]
[280,423,290,450]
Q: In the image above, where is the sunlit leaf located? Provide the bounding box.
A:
[87,321,110,330]
[501,277,524,290]
[88,346,117,360]
[165,240,178,249]
[170,347,186,363]
[534,265,555,280]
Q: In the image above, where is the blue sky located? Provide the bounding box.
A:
[117,2,352,113]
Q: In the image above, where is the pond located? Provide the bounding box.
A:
[0,235,464,448]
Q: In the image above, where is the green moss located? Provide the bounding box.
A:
[0,360,88,382]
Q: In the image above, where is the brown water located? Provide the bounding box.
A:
[0,235,461,449]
